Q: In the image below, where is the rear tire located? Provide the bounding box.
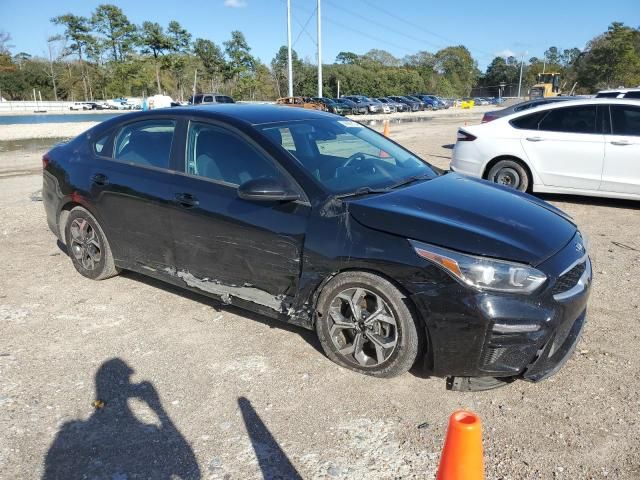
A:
[486,159,530,192]
[64,207,119,280]
[315,272,421,378]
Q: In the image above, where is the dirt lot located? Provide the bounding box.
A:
[1,113,639,479]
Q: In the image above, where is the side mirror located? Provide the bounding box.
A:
[237,177,300,202]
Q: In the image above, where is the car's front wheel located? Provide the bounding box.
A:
[315,272,421,378]
[64,206,120,280]
[486,158,530,192]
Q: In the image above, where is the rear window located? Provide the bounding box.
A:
[611,105,640,136]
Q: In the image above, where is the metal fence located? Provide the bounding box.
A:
[0,101,81,113]
[470,84,530,98]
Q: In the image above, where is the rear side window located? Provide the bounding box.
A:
[611,105,640,136]
[186,122,283,185]
[509,111,547,130]
[596,92,620,98]
[215,95,234,103]
[203,95,214,103]
[538,106,597,134]
[113,120,176,169]
[94,132,111,155]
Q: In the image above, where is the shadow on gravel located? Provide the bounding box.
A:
[43,358,201,480]
[238,396,302,480]
[118,270,325,356]
[441,144,454,149]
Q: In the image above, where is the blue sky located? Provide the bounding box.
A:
[2,0,639,70]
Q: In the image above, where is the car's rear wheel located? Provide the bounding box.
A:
[64,207,119,280]
[486,159,530,192]
[315,272,421,378]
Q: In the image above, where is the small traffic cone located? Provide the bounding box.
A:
[436,410,484,480]
[382,119,390,137]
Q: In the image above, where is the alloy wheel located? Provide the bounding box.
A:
[328,287,398,367]
[69,218,102,271]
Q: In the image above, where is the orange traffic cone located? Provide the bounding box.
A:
[436,410,484,480]
[382,119,390,137]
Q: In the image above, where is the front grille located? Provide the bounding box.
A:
[552,261,586,295]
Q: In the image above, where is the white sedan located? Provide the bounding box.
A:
[451,98,640,201]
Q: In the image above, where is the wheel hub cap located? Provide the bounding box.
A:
[328,287,398,367]
[69,218,102,271]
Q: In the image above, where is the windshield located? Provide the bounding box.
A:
[258,118,437,194]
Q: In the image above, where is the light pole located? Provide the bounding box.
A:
[287,0,293,97]
[317,0,322,97]
[517,54,525,98]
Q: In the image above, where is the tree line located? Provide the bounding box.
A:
[0,5,638,101]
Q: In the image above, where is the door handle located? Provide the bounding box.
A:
[610,140,630,146]
[90,173,109,186]
[175,193,199,208]
[526,137,543,142]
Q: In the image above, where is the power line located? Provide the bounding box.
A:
[287,0,419,55]
[354,0,496,59]
[324,0,444,51]
[292,7,317,47]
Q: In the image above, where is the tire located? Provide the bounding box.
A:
[486,159,530,192]
[64,207,120,280]
[315,271,421,378]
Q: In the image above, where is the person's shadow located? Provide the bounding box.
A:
[43,358,200,480]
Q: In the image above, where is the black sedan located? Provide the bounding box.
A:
[43,105,591,390]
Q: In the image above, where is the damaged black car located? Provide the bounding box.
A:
[42,105,591,390]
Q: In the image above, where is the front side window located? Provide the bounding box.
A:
[259,118,436,194]
[623,91,640,99]
[186,122,283,185]
[113,120,176,169]
[611,105,640,136]
[538,106,597,134]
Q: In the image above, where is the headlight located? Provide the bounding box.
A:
[410,240,547,294]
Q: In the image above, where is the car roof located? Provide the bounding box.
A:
[165,104,336,125]
[597,87,640,93]
[497,98,640,120]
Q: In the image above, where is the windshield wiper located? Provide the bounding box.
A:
[389,173,432,190]
[333,186,391,200]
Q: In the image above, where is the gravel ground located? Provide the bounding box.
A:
[1,114,639,479]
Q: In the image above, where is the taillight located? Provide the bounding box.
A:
[481,115,496,123]
[456,129,477,141]
[42,153,51,169]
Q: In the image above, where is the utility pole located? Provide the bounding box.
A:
[517,54,525,98]
[317,0,322,97]
[287,0,294,97]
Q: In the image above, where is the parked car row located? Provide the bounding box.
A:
[298,94,453,116]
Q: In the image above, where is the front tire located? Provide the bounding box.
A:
[64,207,119,280]
[486,159,530,192]
[315,272,421,378]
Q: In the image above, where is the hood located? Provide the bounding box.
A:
[347,173,576,266]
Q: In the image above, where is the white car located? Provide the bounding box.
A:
[451,98,640,201]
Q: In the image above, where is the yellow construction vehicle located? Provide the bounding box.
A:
[530,73,561,99]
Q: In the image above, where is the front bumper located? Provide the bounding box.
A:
[409,232,592,383]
